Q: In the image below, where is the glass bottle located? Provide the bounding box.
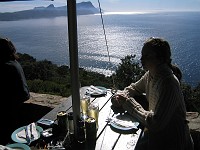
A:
[68,112,74,134]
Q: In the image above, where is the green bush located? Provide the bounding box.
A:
[18,53,200,112]
[112,55,145,90]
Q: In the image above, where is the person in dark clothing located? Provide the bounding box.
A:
[0,37,30,145]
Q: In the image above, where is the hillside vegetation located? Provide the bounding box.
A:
[18,53,200,113]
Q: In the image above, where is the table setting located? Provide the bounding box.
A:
[11,122,42,144]
[5,85,105,149]
[2,86,143,150]
[106,113,139,134]
[4,122,44,150]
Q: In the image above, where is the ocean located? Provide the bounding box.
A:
[0,11,200,87]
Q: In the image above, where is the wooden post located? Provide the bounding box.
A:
[67,0,80,139]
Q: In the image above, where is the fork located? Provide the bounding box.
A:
[105,117,114,124]
[25,126,31,145]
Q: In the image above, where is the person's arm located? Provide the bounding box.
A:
[16,62,30,101]
[145,76,183,132]
[111,72,149,112]
[123,76,183,133]
[123,72,148,97]
[122,97,151,124]
[11,61,30,102]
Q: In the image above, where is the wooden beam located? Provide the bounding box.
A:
[67,0,80,139]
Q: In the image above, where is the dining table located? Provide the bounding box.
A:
[14,86,144,150]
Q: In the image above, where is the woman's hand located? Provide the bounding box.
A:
[111,91,128,107]
[111,95,122,108]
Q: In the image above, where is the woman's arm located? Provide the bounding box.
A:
[123,76,183,133]
[123,72,148,97]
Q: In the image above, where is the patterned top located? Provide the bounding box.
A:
[122,64,194,149]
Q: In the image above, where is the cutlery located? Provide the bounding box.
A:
[25,126,31,145]
[30,123,34,140]
[106,117,139,129]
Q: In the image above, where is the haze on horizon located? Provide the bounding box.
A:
[0,0,200,13]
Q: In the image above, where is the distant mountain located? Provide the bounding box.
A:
[0,1,99,21]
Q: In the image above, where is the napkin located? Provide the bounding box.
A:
[86,85,104,95]
[17,122,39,142]
[107,114,139,129]
[111,118,138,128]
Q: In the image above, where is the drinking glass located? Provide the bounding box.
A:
[80,95,90,120]
[111,86,118,94]
[88,102,99,129]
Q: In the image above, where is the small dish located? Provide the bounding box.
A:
[11,125,43,144]
[6,143,31,150]
[110,113,139,131]
[86,86,107,97]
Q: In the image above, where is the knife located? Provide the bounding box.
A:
[25,125,31,144]
[30,123,34,140]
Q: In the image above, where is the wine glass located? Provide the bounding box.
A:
[111,86,118,94]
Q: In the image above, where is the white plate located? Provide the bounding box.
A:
[6,143,31,150]
[110,113,139,131]
[11,125,43,144]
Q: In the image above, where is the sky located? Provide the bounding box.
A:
[0,0,200,12]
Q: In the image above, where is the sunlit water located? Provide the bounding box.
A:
[0,11,200,86]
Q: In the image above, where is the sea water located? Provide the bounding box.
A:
[0,11,200,86]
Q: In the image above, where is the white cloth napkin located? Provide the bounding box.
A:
[86,85,104,95]
[16,122,39,142]
[111,118,138,128]
[107,114,139,129]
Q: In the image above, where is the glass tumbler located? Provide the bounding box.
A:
[88,102,99,129]
[80,95,90,120]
